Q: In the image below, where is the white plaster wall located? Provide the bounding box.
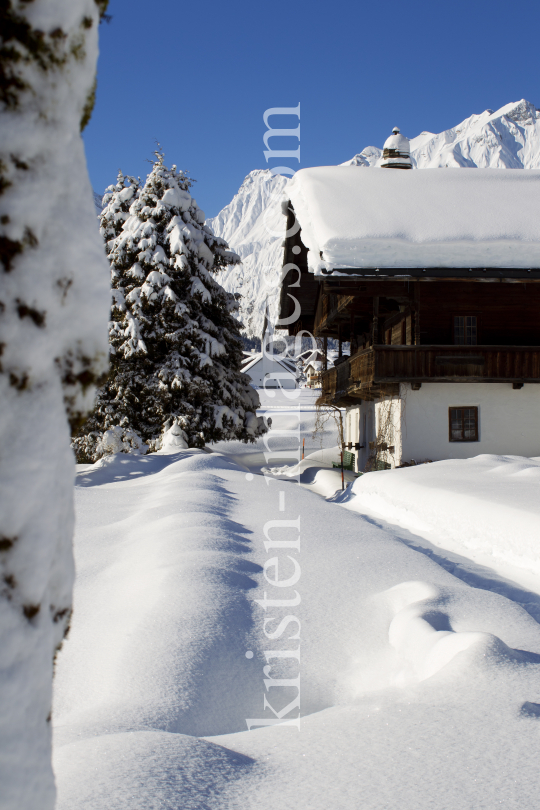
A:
[344,406,358,470]
[346,409,360,445]
[375,395,402,468]
[345,402,376,472]
[400,382,540,462]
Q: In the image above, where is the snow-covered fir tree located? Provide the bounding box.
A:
[73,152,266,461]
[99,170,141,241]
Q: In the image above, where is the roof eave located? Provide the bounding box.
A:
[321,266,540,281]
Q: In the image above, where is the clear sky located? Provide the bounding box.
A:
[84,0,540,217]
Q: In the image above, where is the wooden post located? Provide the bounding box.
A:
[302,437,305,460]
[372,296,379,345]
[323,336,328,371]
[414,284,420,346]
[350,311,355,354]
[336,406,345,490]
[338,323,342,358]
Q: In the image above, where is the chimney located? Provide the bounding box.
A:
[380,127,412,169]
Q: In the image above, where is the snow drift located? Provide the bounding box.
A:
[336,454,540,575]
[53,438,540,809]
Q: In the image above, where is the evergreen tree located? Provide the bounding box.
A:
[74,152,265,461]
[100,170,141,242]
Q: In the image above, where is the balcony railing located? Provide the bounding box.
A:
[321,345,540,402]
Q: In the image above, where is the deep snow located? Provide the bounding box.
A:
[53,391,540,809]
[286,167,540,273]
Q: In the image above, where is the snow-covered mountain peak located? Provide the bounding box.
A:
[208,169,287,248]
[207,170,288,338]
[344,145,382,167]
[343,100,540,171]
[496,98,539,125]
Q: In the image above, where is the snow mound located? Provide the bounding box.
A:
[54,730,253,810]
[76,450,195,486]
[158,420,189,452]
[56,452,267,746]
[263,447,357,496]
[55,442,540,809]
[336,454,540,574]
[381,579,531,684]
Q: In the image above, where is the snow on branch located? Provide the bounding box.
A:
[73,151,267,460]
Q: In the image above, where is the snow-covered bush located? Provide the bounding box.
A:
[73,152,266,460]
[0,2,110,808]
[97,425,148,456]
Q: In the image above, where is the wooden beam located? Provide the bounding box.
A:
[372,297,379,345]
[322,281,413,298]
[325,268,540,281]
[414,284,420,346]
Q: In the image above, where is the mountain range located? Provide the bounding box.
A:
[207,99,540,338]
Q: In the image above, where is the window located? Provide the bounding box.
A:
[449,407,478,442]
[454,316,477,345]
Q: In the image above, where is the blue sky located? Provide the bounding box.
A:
[84,0,540,217]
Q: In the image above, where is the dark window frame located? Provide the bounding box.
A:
[448,406,479,442]
[453,314,479,346]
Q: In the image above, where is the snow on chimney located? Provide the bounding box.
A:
[380,126,412,169]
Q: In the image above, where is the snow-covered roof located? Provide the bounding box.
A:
[298,348,324,361]
[286,167,540,273]
[299,349,335,368]
[241,352,295,375]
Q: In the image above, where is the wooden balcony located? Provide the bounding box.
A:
[320,345,540,404]
[314,292,355,335]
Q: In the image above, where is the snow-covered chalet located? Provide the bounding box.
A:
[297,348,339,388]
[241,350,297,389]
[278,129,540,471]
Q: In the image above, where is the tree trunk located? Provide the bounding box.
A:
[0,3,109,807]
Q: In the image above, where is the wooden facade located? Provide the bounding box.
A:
[321,346,540,405]
[279,204,319,335]
[279,208,540,407]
